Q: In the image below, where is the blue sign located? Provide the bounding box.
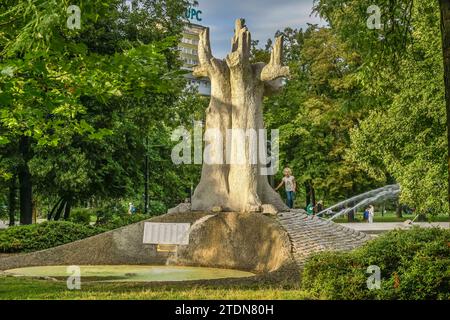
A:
[186,7,202,22]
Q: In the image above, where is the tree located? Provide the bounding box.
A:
[0,0,194,223]
[314,0,450,215]
[262,25,383,208]
[439,0,450,214]
[348,3,447,214]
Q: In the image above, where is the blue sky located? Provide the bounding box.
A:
[189,0,326,58]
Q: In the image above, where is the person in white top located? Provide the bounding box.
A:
[275,167,296,209]
[368,205,375,223]
[128,202,135,215]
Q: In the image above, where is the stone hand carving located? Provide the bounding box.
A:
[261,36,290,82]
[191,19,289,213]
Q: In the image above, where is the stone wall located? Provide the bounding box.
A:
[174,212,293,273]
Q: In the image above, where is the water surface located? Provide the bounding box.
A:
[5,265,255,282]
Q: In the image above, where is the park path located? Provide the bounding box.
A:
[340,221,449,234]
[277,210,370,268]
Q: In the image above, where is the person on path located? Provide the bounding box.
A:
[316,200,324,213]
[306,203,314,215]
[275,168,296,209]
[368,205,375,223]
[128,202,135,215]
[363,207,369,221]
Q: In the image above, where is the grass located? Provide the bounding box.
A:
[331,211,449,223]
[0,275,313,300]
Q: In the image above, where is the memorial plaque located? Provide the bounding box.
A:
[143,222,190,245]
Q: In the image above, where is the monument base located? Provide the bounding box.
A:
[0,210,371,284]
[0,212,295,279]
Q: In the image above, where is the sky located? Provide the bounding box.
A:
[188,0,326,58]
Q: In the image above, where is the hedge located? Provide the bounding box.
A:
[301,227,450,300]
[0,214,149,253]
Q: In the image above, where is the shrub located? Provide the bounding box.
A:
[302,227,450,300]
[0,213,150,254]
[301,251,373,300]
[94,209,114,226]
[0,204,8,220]
[101,202,127,215]
[0,221,103,253]
[100,214,148,230]
[69,208,93,225]
[149,200,167,215]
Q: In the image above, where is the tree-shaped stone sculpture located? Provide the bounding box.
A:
[191,19,289,213]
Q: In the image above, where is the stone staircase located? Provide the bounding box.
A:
[277,209,371,269]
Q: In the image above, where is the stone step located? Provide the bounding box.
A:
[277,211,369,269]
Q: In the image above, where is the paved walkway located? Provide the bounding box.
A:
[339,221,449,234]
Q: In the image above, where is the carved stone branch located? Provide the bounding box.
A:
[260,36,290,82]
[193,28,229,78]
[226,18,251,69]
[192,28,212,77]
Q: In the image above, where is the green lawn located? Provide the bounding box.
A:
[0,275,313,300]
[332,212,449,223]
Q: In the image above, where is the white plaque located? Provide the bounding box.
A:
[143,222,190,245]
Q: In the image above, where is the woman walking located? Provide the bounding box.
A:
[275,168,296,209]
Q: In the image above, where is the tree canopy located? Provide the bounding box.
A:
[0,0,203,223]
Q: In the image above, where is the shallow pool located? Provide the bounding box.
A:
[4,265,255,282]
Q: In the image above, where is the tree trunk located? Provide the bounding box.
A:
[310,181,316,207]
[32,199,37,224]
[191,20,289,212]
[305,181,311,208]
[395,200,403,218]
[305,181,316,207]
[53,200,66,221]
[144,137,149,214]
[190,28,231,211]
[48,197,64,220]
[347,210,355,222]
[439,0,450,215]
[8,174,16,226]
[347,202,355,222]
[225,19,264,212]
[63,197,72,220]
[18,136,32,225]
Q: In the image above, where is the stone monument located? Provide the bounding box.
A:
[0,20,371,280]
[190,19,290,213]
